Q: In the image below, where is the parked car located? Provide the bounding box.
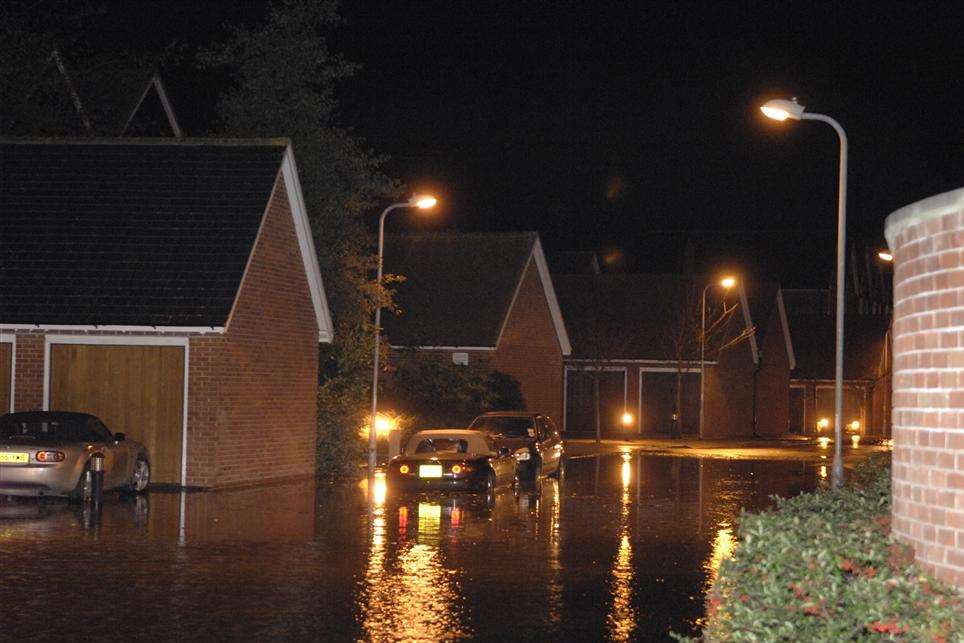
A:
[468,411,565,480]
[0,411,151,498]
[387,429,517,493]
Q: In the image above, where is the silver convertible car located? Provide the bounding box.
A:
[0,411,151,498]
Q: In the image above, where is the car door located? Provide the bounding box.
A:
[539,416,563,471]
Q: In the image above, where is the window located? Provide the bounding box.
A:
[469,416,535,438]
[413,438,468,454]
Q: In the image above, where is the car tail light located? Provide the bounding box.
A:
[450,464,471,475]
[399,464,410,474]
[35,451,65,463]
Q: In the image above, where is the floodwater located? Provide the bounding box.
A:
[0,453,825,641]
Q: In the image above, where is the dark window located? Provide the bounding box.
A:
[414,438,468,454]
[468,416,536,438]
[89,420,112,442]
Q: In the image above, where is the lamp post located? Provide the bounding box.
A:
[761,97,848,487]
[699,276,736,439]
[369,195,437,473]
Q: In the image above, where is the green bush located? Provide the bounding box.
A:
[686,458,964,642]
[383,351,525,428]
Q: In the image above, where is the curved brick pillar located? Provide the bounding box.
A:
[885,188,964,589]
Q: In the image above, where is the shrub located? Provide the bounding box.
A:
[685,457,964,642]
[382,351,525,428]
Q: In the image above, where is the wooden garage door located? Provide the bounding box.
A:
[0,342,11,413]
[50,344,185,484]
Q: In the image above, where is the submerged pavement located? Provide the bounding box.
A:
[0,450,883,641]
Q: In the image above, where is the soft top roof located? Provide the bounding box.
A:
[405,429,495,456]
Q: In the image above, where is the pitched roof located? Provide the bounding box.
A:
[0,138,332,339]
[783,303,889,381]
[554,273,758,362]
[382,232,570,352]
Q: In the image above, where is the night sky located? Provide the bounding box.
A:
[95,2,964,285]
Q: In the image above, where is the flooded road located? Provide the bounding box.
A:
[0,453,829,641]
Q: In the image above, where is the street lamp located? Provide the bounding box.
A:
[699,275,736,439]
[368,195,437,473]
[877,251,893,262]
[761,97,848,487]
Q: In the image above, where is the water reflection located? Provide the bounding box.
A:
[359,498,470,640]
[607,451,636,641]
[0,453,836,641]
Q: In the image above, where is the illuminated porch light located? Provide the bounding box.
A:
[848,420,861,432]
[621,412,635,427]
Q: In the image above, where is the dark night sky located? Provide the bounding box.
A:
[99,1,964,286]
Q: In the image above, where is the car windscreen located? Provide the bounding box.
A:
[412,438,468,454]
[0,417,102,443]
[468,417,535,438]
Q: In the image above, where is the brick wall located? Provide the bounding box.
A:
[13,333,44,410]
[885,188,964,589]
[755,308,791,437]
[491,258,565,424]
[187,176,318,488]
[702,336,755,438]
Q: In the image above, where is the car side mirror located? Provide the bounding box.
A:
[498,447,511,457]
[114,432,126,442]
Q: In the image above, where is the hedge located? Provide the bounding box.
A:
[683,458,964,642]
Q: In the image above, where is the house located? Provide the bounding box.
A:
[0,138,333,488]
[553,274,794,438]
[381,232,571,424]
[782,289,891,437]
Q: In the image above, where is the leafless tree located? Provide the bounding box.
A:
[663,279,755,438]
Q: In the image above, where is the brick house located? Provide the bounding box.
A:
[381,232,571,424]
[553,274,794,438]
[0,138,333,488]
[782,289,892,438]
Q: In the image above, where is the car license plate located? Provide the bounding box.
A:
[419,464,443,478]
[0,452,28,464]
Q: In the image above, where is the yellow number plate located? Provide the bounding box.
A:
[0,452,28,464]
[419,464,443,478]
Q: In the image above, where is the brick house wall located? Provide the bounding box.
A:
[755,309,791,437]
[186,177,318,488]
[491,258,565,423]
[8,176,319,490]
[702,336,756,438]
[885,188,964,589]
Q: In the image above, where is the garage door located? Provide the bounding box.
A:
[0,342,11,412]
[49,344,185,484]
[638,370,700,435]
[565,369,627,437]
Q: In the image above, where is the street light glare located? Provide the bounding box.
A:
[760,98,805,122]
[720,276,736,289]
[411,195,437,209]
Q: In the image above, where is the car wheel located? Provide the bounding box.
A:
[484,469,498,493]
[130,457,151,493]
[550,457,566,479]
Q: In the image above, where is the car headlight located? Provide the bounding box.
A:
[513,448,530,461]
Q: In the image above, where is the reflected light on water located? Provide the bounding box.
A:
[820,465,827,479]
[359,501,470,640]
[704,525,735,586]
[608,457,636,641]
[371,472,387,507]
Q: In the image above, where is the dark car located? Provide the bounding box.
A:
[387,429,517,493]
[467,412,565,480]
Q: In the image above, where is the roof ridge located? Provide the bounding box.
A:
[0,137,290,147]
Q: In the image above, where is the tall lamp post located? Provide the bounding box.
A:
[369,195,437,473]
[699,276,736,439]
[761,97,848,487]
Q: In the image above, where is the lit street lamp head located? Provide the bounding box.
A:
[410,195,438,209]
[760,98,805,121]
[878,250,894,262]
[720,276,736,289]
